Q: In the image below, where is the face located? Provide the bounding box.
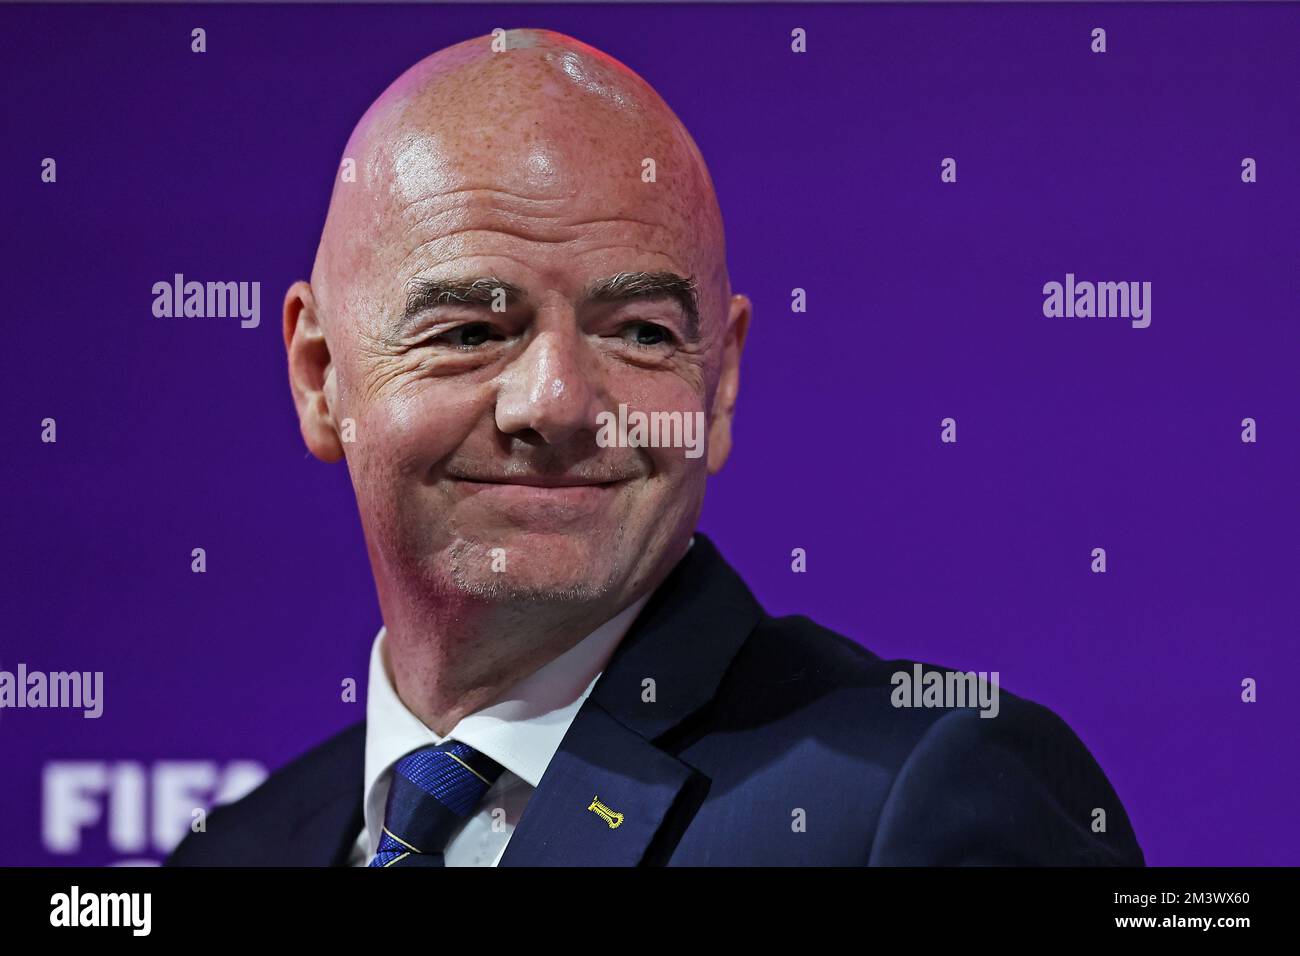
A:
[287,41,749,616]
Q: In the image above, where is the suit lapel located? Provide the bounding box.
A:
[500,534,762,866]
[497,701,700,865]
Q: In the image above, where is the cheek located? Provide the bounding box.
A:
[352,380,490,480]
[607,360,706,414]
[607,363,712,469]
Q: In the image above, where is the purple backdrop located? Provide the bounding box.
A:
[2,2,1297,867]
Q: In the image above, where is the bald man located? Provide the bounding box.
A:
[167,30,1142,867]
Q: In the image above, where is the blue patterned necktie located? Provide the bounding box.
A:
[369,740,506,867]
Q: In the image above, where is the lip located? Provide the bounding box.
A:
[448,476,631,489]
[446,476,630,517]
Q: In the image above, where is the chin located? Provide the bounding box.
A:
[439,530,629,605]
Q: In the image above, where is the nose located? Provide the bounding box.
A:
[494,319,605,446]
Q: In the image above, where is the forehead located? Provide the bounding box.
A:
[331,47,720,306]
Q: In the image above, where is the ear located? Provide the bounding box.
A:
[284,281,344,463]
[706,293,752,474]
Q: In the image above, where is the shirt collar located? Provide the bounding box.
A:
[361,583,660,851]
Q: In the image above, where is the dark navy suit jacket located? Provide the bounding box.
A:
[167,534,1143,866]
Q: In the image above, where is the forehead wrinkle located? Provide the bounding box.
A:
[396,188,574,218]
[392,191,678,236]
[401,250,569,281]
[394,199,574,244]
[392,227,571,280]
[391,206,685,279]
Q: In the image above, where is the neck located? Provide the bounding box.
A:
[380,596,628,736]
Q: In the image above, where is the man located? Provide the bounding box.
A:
[168,29,1142,867]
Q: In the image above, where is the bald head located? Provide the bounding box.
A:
[311,29,729,330]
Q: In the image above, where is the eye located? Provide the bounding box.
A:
[621,321,675,348]
[434,322,498,349]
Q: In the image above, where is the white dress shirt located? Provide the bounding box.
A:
[349,591,654,867]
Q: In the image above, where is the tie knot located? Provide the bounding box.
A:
[393,740,506,815]
[369,740,506,867]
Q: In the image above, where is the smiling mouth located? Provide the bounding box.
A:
[445,475,632,514]
[449,475,633,489]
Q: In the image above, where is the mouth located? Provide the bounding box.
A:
[444,474,634,520]
[448,475,633,489]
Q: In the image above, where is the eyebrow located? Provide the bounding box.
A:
[402,276,526,322]
[584,271,700,340]
[397,270,700,339]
